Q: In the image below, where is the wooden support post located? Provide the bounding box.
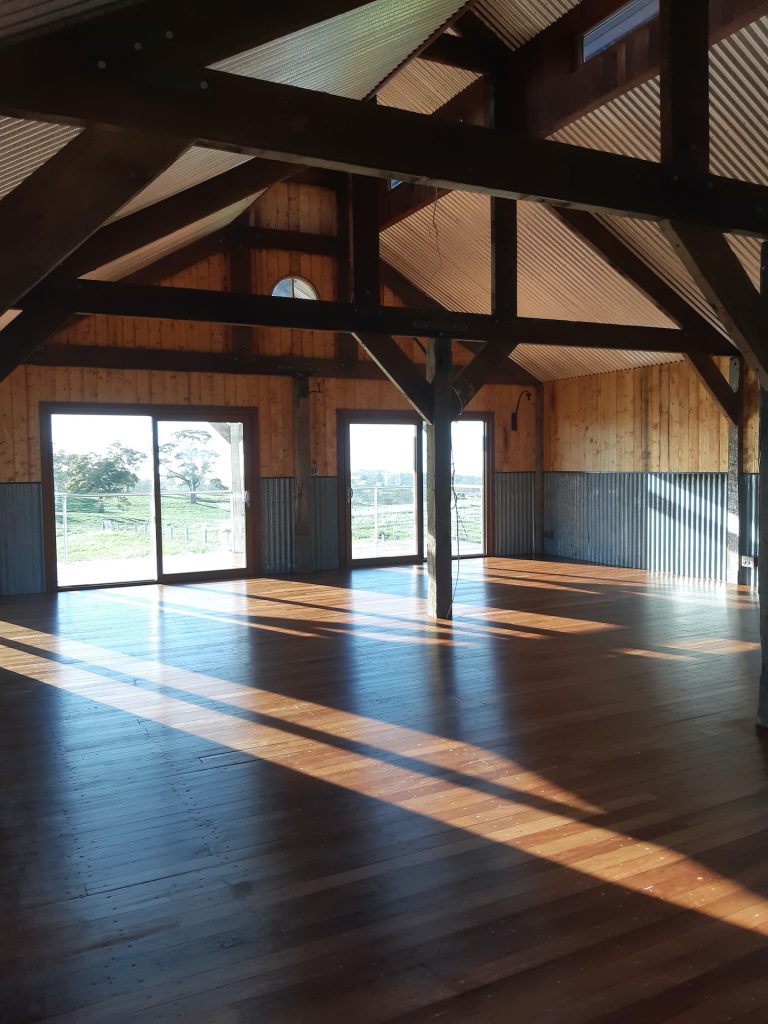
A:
[426,338,453,620]
[335,176,356,367]
[534,385,545,556]
[726,356,742,584]
[350,174,380,307]
[229,215,254,360]
[738,359,751,588]
[660,0,710,174]
[294,375,313,573]
[757,244,768,726]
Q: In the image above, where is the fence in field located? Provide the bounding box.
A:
[54,491,237,563]
[351,483,483,547]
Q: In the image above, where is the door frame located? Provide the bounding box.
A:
[451,411,495,559]
[40,402,260,592]
[337,410,425,569]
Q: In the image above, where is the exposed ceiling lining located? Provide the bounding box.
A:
[380,190,691,380]
[378,57,478,114]
[0,1,763,383]
[550,16,768,331]
[0,0,132,43]
[108,147,252,222]
[85,197,254,281]
[0,0,470,302]
[507,347,682,384]
[211,0,467,100]
[473,0,583,50]
[0,115,80,201]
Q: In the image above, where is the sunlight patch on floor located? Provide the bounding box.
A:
[3,628,768,941]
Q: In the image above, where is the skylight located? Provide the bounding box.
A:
[581,0,659,62]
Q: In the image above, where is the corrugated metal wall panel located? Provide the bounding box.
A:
[311,477,340,571]
[494,472,535,555]
[260,477,339,574]
[742,474,759,589]
[645,473,727,581]
[0,483,45,595]
[544,473,732,582]
[260,477,294,574]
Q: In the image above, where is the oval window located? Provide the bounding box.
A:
[272,276,319,300]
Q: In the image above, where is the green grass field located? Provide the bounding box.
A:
[55,492,233,562]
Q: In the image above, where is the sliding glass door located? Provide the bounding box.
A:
[340,414,423,566]
[156,418,248,578]
[50,412,157,588]
[44,406,256,589]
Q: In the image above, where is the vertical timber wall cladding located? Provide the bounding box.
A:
[542,361,760,584]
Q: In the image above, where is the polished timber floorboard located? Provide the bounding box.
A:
[1,559,768,1023]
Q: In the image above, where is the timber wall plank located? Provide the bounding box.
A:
[543,358,753,473]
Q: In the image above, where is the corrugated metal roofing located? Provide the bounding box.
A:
[0,0,129,42]
[108,147,252,221]
[474,0,582,50]
[378,57,478,113]
[0,116,80,200]
[550,17,768,347]
[85,198,253,281]
[212,0,465,99]
[0,1,765,384]
[381,190,682,380]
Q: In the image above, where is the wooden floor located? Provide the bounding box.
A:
[1,558,767,1023]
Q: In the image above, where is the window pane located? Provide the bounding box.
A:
[582,0,658,62]
[272,276,318,300]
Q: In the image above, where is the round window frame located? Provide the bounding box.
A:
[270,275,320,301]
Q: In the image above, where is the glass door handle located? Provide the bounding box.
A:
[244,490,250,508]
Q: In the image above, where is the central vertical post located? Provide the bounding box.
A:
[293,375,312,573]
[757,244,768,726]
[426,337,453,619]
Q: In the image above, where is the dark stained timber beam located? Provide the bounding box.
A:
[662,223,768,387]
[552,207,738,423]
[686,352,739,426]
[5,67,768,236]
[350,175,380,307]
[508,0,768,137]
[757,243,768,727]
[452,180,520,413]
[426,338,453,619]
[0,0,380,74]
[230,224,341,257]
[350,333,434,422]
[20,279,734,353]
[63,158,296,279]
[0,127,185,315]
[0,157,296,377]
[451,339,520,415]
[26,343,524,386]
[660,0,710,175]
[420,32,496,74]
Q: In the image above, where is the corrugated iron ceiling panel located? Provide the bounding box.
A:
[0,0,129,41]
[108,147,251,221]
[515,346,682,382]
[378,57,478,113]
[0,116,80,200]
[474,0,582,50]
[85,198,253,282]
[212,0,465,100]
[381,190,674,325]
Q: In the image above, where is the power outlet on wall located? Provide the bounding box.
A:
[741,555,756,569]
